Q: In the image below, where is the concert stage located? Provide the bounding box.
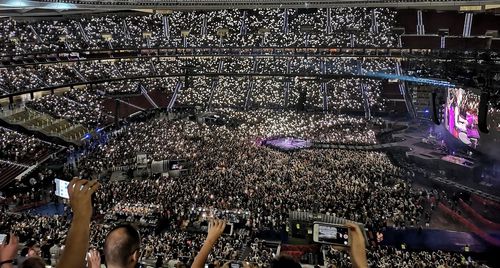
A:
[399,125,482,182]
[405,151,481,181]
[391,121,500,199]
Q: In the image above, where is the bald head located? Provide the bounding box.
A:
[104,224,141,268]
[21,257,45,268]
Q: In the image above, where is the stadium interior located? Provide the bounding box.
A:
[1,0,500,267]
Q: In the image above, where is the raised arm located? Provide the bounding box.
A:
[191,219,226,268]
[56,178,100,268]
[346,222,368,268]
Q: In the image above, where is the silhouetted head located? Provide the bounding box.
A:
[271,255,301,268]
[21,257,45,268]
[104,224,141,268]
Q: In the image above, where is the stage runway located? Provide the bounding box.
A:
[263,137,312,151]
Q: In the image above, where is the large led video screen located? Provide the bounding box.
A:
[444,88,480,148]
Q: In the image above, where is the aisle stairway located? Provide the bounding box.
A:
[0,161,27,189]
[238,238,252,262]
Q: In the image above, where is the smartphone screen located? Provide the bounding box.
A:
[0,234,7,245]
[54,178,70,199]
[313,223,349,246]
[230,263,240,268]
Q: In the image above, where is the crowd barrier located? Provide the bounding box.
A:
[471,194,500,210]
[280,244,320,263]
[11,200,50,213]
[458,199,500,230]
[279,250,303,261]
[438,202,500,247]
[280,244,319,252]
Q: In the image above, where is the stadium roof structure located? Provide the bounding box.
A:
[0,0,499,16]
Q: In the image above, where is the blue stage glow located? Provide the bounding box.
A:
[44,3,77,9]
[83,133,92,140]
[3,0,29,7]
[96,128,103,133]
[1,0,77,9]
[365,72,455,88]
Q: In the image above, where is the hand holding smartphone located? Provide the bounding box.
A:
[313,222,368,268]
[312,222,350,246]
[208,221,233,236]
[55,178,90,199]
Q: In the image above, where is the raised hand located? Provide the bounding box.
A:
[0,233,19,264]
[87,249,101,268]
[68,178,100,220]
[206,219,226,244]
[192,219,227,268]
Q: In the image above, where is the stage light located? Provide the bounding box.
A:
[366,72,454,88]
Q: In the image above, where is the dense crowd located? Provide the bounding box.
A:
[0,108,493,267]
[0,127,57,165]
[0,7,493,267]
[0,57,396,96]
[0,57,396,125]
[76,109,380,171]
[25,88,110,128]
[0,8,400,120]
[326,245,482,268]
[0,8,397,54]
